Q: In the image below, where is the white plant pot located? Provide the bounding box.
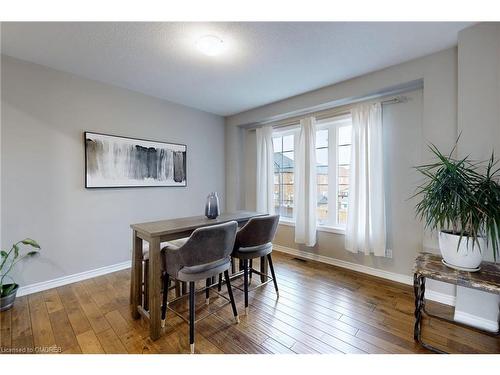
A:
[438,231,484,271]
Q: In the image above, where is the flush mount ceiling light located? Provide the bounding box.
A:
[195,35,225,57]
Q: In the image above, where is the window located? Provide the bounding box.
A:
[315,116,352,228]
[273,130,296,219]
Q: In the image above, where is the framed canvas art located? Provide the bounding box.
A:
[84,132,187,188]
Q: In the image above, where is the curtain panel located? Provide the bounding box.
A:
[345,103,386,256]
[294,117,317,246]
[255,125,275,214]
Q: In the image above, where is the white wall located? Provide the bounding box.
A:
[1,55,225,287]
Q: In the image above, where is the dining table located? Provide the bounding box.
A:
[129,210,265,340]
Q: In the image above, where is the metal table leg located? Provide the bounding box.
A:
[413,273,446,353]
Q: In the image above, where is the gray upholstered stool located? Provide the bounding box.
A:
[230,214,280,315]
[160,221,239,354]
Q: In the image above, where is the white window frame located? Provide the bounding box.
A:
[272,126,299,223]
[272,117,351,235]
[315,114,352,233]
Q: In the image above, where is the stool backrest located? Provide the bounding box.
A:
[178,221,238,267]
[235,214,280,249]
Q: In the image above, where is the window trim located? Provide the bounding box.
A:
[315,116,352,229]
[272,116,350,235]
[278,218,346,235]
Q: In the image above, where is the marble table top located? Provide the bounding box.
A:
[414,252,500,294]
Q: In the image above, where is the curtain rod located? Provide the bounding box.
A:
[247,94,409,131]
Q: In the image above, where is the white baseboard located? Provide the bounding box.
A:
[17,260,131,297]
[425,290,456,306]
[454,310,499,333]
[273,244,456,306]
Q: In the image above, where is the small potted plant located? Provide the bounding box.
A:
[413,143,500,271]
[0,238,41,311]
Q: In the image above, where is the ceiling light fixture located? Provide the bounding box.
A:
[195,35,225,57]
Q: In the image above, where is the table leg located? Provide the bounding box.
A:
[130,230,142,320]
[413,273,448,353]
[413,273,425,341]
[260,256,268,283]
[148,237,162,340]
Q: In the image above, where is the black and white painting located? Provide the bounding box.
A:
[85,132,187,188]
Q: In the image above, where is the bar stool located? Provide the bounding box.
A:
[230,214,280,315]
[160,221,239,354]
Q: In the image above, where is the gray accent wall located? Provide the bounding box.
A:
[1,55,225,287]
[242,89,426,278]
[226,47,459,280]
[272,88,424,274]
[454,22,500,330]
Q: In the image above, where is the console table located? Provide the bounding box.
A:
[413,252,500,353]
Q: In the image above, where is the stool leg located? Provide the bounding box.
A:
[260,256,267,283]
[175,281,181,298]
[267,254,279,298]
[161,273,169,327]
[243,259,249,315]
[205,278,210,305]
[218,273,223,291]
[143,259,149,311]
[189,281,195,354]
[249,258,253,285]
[224,270,239,323]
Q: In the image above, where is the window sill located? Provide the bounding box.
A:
[278,219,295,227]
[317,225,346,235]
[278,219,345,235]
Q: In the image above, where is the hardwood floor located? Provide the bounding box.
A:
[0,252,498,354]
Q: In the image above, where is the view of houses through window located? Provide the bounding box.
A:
[273,131,295,219]
[272,116,352,228]
[316,118,352,227]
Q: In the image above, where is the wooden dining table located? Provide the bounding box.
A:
[129,210,265,340]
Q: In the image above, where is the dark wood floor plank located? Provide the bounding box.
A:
[255,286,359,336]
[43,289,64,314]
[48,308,79,352]
[260,337,296,353]
[71,283,111,334]
[105,310,132,337]
[2,251,497,354]
[249,290,365,353]
[76,330,105,354]
[10,296,34,352]
[0,308,12,349]
[57,285,92,336]
[27,292,56,349]
[96,327,128,354]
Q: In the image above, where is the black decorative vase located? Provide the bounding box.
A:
[205,192,220,219]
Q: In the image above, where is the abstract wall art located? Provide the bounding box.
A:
[85,132,187,188]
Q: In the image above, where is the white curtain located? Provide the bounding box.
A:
[256,125,274,214]
[345,103,386,256]
[294,117,317,246]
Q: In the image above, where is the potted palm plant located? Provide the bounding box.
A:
[413,143,500,271]
[0,238,41,311]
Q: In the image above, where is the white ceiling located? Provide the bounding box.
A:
[1,22,473,116]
